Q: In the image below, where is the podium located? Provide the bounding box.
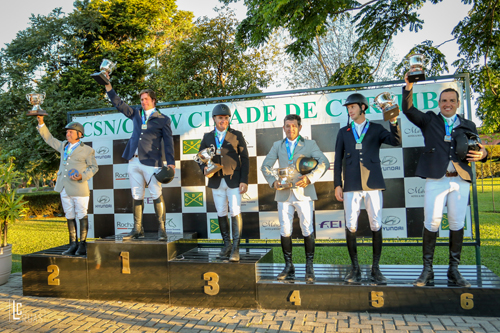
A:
[22,239,500,316]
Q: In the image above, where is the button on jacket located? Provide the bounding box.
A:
[38,125,98,197]
[334,121,401,192]
[401,87,487,182]
[107,89,175,167]
[198,128,249,189]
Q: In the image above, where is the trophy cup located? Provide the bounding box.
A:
[193,144,223,177]
[373,92,400,121]
[271,166,295,190]
[407,53,427,82]
[91,59,117,85]
[26,93,48,116]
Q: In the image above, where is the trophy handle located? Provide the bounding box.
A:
[193,155,201,164]
[26,94,31,102]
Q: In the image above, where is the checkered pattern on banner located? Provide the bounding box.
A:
[77,82,473,240]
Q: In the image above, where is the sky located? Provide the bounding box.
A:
[0,0,473,89]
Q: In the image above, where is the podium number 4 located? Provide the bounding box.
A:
[203,272,220,296]
[288,290,301,306]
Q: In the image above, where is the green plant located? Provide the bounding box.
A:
[0,159,28,247]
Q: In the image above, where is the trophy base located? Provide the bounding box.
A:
[91,72,110,86]
[26,109,49,117]
[276,182,292,190]
[383,105,400,121]
[408,71,426,83]
[205,163,223,177]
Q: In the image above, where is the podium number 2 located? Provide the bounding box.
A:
[461,293,474,309]
[288,290,301,306]
[47,265,60,286]
[203,272,220,296]
[370,291,384,308]
[120,252,131,274]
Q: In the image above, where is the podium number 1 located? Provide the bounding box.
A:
[120,252,131,274]
[203,272,220,296]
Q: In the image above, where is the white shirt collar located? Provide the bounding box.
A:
[441,113,460,126]
[144,107,155,119]
[354,120,367,135]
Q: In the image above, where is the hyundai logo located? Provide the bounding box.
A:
[381,156,397,166]
[97,146,110,155]
[97,196,110,204]
[382,216,401,225]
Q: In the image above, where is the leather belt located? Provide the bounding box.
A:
[445,171,458,177]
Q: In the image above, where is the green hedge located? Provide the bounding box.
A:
[21,191,63,217]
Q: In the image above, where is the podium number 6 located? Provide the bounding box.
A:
[203,272,220,296]
[461,293,474,309]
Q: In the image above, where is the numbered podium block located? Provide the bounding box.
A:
[22,245,88,299]
[87,234,197,303]
[256,264,500,316]
[169,248,273,309]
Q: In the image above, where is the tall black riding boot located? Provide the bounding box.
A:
[217,216,232,258]
[345,228,361,283]
[371,228,387,284]
[154,196,167,241]
[448,228,471,287]
[62,219,78,255]
[75,216,89,256]
[229,214,243,262]
[277,236,295,280]
[413,228,438,287]
[123,200,145,240]
[304,234,315,282]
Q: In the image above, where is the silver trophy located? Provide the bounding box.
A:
[91,59,117,85]
[271,166,295,190]
[26,92,48,116]
[373,92,400,121]
[194,144,222,177]
[407,54,427,82]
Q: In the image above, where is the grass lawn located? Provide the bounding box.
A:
[7,178,500,276]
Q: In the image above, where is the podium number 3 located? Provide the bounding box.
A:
[203,272,220,296]
[47,265,60,286]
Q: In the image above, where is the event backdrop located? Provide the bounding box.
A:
[74,81,472,240]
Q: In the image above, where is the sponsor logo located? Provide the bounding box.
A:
[96,195,112,208]
[262,220,280,228]
[382,216,401,226]
[166,218,176,228]
[381,156,397,166]
[319,220,342,228]
[97,146,110,155]
[210,219,220,233]
[242,193,253,200]
[115,172,129,180]
[404,126,422,137]
[184,192,203,207]
[441,213,467,230]
[183,139,201,154]
[407,186,425,195]
[116,221,133,229]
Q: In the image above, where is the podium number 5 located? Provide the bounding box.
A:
[370,291,384,308]
[203,272,220,296]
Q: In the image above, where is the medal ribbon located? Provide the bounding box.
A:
[214,128,228,150]
[285,135,301,162]
[141,109,156,128]
[63,141,81,161]
[351,120,370,143]
[441,114,457,137]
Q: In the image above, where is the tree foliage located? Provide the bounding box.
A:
[222,0,500,131]
[151,7,277,101]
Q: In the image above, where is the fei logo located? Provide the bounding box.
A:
[319,220,342,229]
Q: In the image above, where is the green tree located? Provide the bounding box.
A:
[0,0,193,179]
[222,0,500,131]
[151,7,277,101]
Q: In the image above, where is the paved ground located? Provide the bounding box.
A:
[1,273,500,333]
